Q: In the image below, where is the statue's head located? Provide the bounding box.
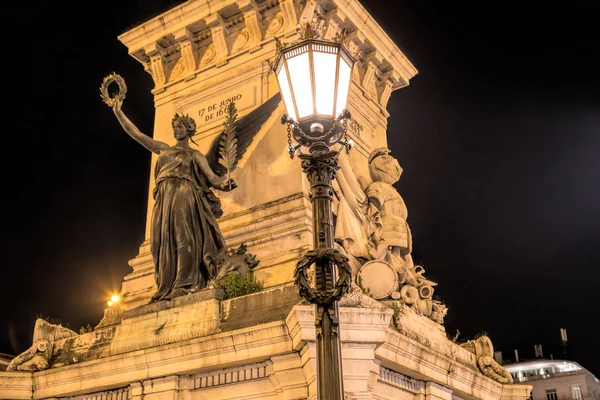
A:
[368,148,402,185]
[172,113,197,141]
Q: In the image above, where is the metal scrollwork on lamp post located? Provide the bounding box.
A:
[272,18,356,400]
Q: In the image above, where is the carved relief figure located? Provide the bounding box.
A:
[461,335,514,384]
[332,151,373,270]
[333,148,413,268]
[365,148,412,260]
[7,319,77,372]
[332,147,448,325]
[112,97,236,302]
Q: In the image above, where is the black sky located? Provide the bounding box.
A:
[2,1,599,375]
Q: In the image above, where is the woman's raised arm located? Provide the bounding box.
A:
[112,97,169,154]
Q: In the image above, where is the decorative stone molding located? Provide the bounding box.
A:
[376,327,524,400]
[200,43,217,65]
[61,386,129,400]
[380,78,395,109]
[379,366,423,393]
[325,18,343,41]
[209,25,229,62]
[266,353,310,399]
[175,27,199,74]
[279,0,298,29]
[231,29,250,53]
[266,13,285,35]
[117,0,417,104]
[144,43,167,86]
[501,384,533,400]
[191,362,268,388]
[299,0,319,22]
[362,59,379,99]
[243,10,263,46]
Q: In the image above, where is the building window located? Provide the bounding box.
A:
[546,389,558,400]
[571,385,583,400]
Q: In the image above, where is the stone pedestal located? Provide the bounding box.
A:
[0,288,531,399]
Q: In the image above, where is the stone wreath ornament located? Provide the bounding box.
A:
[99,72,127,107]
[294,248,352,306]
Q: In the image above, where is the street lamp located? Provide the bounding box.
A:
[273,19,355,400]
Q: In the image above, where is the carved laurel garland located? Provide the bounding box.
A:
[294,248,352,306]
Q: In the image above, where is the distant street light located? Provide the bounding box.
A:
[108,294,120,307]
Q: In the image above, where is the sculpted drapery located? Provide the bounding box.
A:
[110,93,281,302]
[112,100,235,302]
[150,146,228,301]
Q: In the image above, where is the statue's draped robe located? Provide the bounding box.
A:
[364,181,411,254]
[332,152,374,259]
[151,147,226,301]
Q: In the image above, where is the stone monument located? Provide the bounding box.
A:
[0,1,531,399]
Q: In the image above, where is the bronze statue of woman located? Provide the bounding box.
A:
[112,97,236,302]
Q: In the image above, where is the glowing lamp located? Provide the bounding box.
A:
[273,38,355,127]
[107,294,120,307]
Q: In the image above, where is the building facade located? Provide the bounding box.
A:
[506,360,600,400]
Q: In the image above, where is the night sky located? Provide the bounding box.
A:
[2,1,599,375]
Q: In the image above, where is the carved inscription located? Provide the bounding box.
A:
[347,119,363,137]
[181,84,258,132]
[198,94,243,122]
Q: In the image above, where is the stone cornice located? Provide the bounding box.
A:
[0,371,32,399]
[118,1,213,52]
[330,0,418,89]
[378,329,510,400]
[117,0,417,109]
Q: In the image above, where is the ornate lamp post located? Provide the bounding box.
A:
[272,20,355,400]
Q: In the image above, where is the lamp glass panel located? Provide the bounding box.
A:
[276,65,297,121]
[287,52,314,118]
[313,50,337,116]
[335,58,352,116]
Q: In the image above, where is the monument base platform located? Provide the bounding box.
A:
[0,286,530,400]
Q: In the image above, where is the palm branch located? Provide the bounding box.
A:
[218,102,238,190]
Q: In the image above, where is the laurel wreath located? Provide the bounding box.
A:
[99,72,127,107]
[294,248,352,306]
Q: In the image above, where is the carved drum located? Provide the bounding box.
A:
[357,260,398,300]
